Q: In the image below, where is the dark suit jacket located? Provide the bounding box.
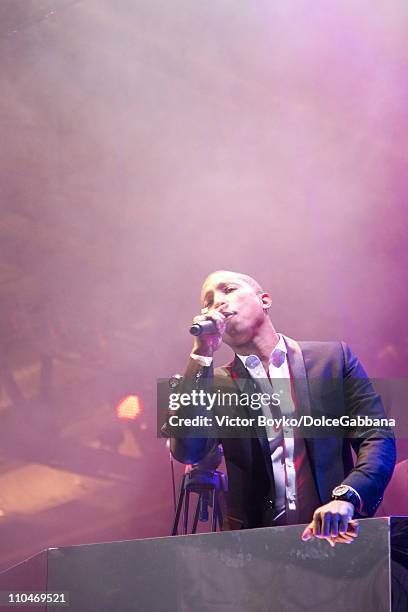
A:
[170,336,396,529]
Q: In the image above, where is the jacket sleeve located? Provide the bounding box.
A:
[167,357,220,465]
[340,342,396,516]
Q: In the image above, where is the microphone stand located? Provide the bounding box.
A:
[171,445,227,535]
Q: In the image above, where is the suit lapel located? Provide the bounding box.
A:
[283,335,312,419]
[284,336,324,503]
[283,335,344,503]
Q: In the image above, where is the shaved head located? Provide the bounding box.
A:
[201,270,264,301]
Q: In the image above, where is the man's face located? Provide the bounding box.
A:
[200,272,268,346]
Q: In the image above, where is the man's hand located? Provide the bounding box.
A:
[191,307,228,357]
[301,500,359,547]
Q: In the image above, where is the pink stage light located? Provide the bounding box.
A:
[116,395,142,420]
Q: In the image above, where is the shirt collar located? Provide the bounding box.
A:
[236,333,287,368]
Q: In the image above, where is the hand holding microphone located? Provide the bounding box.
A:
[189,307,229,357]
[189,319,219,336]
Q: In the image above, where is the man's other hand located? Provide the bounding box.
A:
[301,500,359,547]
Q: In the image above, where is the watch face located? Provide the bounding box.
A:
[332,485,349,497]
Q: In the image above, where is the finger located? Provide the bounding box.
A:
[349,520,360,536]
[193,315,206,324]
[203,314,225,325]
[207,305,228,317]
[195,310,226,323]
[344,524,359,538]
[339,514,349,534]
[331,513,340,538]
[200,304,222,314]
[346,521,360,537]
[332,533,354,544]
[301,524,313,541]
[333,521,360,542]
[322,512,332,538]
[208,310,226,319]
[215,318,227,332]
[193,314,216,324]
[207,313,227,332]
[312,511,321,536]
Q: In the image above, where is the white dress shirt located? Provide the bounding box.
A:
[236,334,297,521]
[192,334,297,521]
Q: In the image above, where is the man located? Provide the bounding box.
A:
[170,270,396,546]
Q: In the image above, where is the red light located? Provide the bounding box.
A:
[116,395,142,420]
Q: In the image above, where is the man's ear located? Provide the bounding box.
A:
[259,292,272,310]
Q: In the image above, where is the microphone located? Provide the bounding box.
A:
[189,320,218,336]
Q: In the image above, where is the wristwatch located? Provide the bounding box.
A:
[331,485,361,513]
